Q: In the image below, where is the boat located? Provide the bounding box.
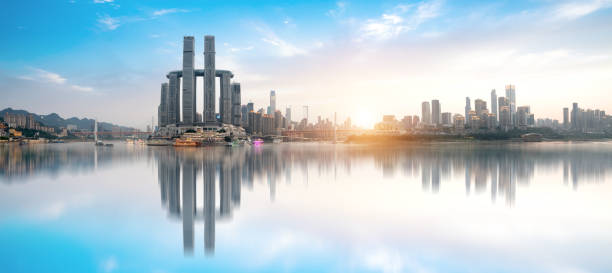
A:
[104,143,114,147]
[174,138,202,147]
[521,133,543,142]
[147,139,172,146]
[95,140,105,146]
[126,138,135,144]
[251,138,264,146]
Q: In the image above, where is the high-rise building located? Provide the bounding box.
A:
[422,101,431,125]
[517,106,531,127]
[269,90,276,115]
[465,97,471,125]
[571,103,579,130]
[563,107,569,129]
[505,85,516,125]
[204,35,216,123]
[285,107,292,123]
[241,105,248,126]
[441,112,452,125]
[158,83,169,127]
[431,99,441,125]
[491,89,498,121]
[231,83,241,126]
[182,36,196,124]
[168,73,180,124]
[475,99,487,115]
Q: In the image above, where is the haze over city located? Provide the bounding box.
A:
[1,0,611,129]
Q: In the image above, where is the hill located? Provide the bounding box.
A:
[0,107,138,132]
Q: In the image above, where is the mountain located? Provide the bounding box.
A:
[0,108,138,132]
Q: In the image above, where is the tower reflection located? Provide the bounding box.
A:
[150,143,612,256]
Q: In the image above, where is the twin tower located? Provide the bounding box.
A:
[158,35,242,128]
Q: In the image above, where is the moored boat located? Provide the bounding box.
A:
[174,138,202,147]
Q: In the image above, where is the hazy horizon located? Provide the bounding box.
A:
[1,0,611,130]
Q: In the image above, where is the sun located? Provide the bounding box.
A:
[353,110,376,129]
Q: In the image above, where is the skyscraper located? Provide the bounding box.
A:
[465,97,471,125]
[158,83,169,127]
[285,107,292,123]
[269,90,276,115]
[431,99,441,125]
[182,36,196,124]
[421,101,431,125]
[563,107,569,129]
[204,35,216,123]
[475,99,487,115]
[231,83,241,126]
[505,85,516,125]
[491,89,498,121]
[571,102,579,130]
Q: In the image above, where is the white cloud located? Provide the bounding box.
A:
[256,26,306,57]
[152,8,189,17]
[360,0,443,40]
[327,2,347,18]
[71,85,94,92]
[553,0,612,20]
[97,14,120,30]
[19,67,96,93]
[93,0,113,3]
[21,68,67,84]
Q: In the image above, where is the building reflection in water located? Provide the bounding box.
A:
[2,143,612,255]
[149,143,612,256]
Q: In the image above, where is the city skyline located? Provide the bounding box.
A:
[1,1,612,129]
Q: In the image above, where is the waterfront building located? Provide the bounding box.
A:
[432,99,441,126]
[453,114,465,130]
[499,105,511,131]
[505,84,516,125]
[465,97,471,125]
[182,36,196,124]
[563,107,569,129]
[422,101,431,125]
[491,89,498,122]
[475,99,487,116]
[412,116,420,128]
[285,107,292,123]
[441,112,452,126]
[204,35,216,123]
[231,83,241,126]
[269,91,276,115]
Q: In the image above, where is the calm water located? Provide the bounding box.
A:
[1,142,612,273]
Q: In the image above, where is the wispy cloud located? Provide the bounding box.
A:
[19,68,95,93]
[327,2,347,18]
[97,14,120,30]
[256,26,306,57]
[152,8,190,17]
[93,0,114,3]
[553,0,612,20]
[360,0,443,41]
[20,68,67,84]
[71,85,94,93]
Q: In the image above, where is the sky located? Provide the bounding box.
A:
[1,0,611,129]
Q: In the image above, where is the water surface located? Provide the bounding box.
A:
[1,142,611,273]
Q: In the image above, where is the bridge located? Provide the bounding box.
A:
[71,131,152,136]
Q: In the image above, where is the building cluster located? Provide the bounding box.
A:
[376,85,543,133]
[156,35,243,136]
[564,103,611,133]
[243,91,294,136]
[3,112,56,134]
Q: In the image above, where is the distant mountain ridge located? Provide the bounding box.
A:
[0,107,138,132]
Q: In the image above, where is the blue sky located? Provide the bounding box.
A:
[1,0,611,129]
